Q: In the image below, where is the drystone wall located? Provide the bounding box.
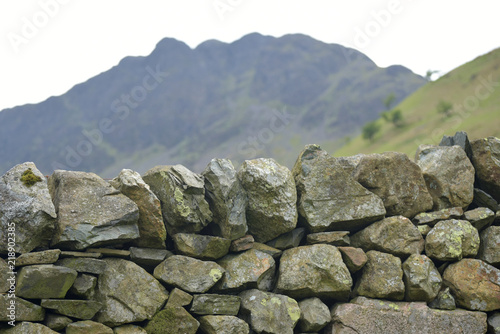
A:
[1,132,500,334]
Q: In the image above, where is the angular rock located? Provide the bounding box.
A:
[110,169,167,248]
[165,288,192,308]
[48,170,140,250]
[478,225,500,266]
[428,287,456,310]
[190,294,241,315]
[173,233,230,260]
[0,295,45,322]
[44,313,73,332]
[0,258,9,293]
[56,257,107,274]
[59,251,102,259]
[351,216,424,257]
[203,158,248,240]
[353,250,405,301]
[0,162,56,254]
[251,242,282,259]
[470,137,500,202]
[113,324,148,334]
[464,207,495,231]
[129,247,172,268]
[265,227,306,250]
[41,299,102,320]
[142,164,212,235]
[425,219,480,261]
[293,145,386,232]
[412,207,463,226]
[415,145,475,210]
[276,244,352,300]
[1,322,58,334]
[338,246,367,274]
[16,249,61,266]
[144,306,199,334]
[86,248,130,258]
[443,258,500,311]
[488,312,500,334]
[473,188,500,212]
[94,258,169,327]
[353,152,433,218]
[306,231,350,246]
[402,254,442,302]
[198,315,250,334]
[418,225,432,236]
[65,321,113,334]
[230,235,254,252]
[69,273,97,299]
[154,255,224,293]
[214,249,275,293]
[297,297,331,333]
[439,131,473,160]
[238,158,297,242]
[327,296,487,334]
[239,289,301,334]
[16,264,77,299]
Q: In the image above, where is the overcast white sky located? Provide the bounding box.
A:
[1,0,499,111]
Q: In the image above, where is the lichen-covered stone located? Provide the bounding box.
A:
[44,313,73,332]
[238,158,297,242]
[338,246,367,274]
[165,288,192,308]
[198,315,250,334]
[306,231,350,246]
[144,307,199,334]
[239,289,301,334]
[251,242,282,259]
[65,321,113,334]
[94,258,168,327]
[297,297,331,332]
[110,169,167,248]
[203,158,248,240]
[230,235,254,252]
[415,145,475,210]
[190,294,241,316]
[214,249,275,293]
[142,164,212,235]
[173,233,230,260]
[353,152,433,218]
[154,255,224,293]
[412,207,463,226]
[265,227,306,250]
[473,188,500,212]
[351,216,424,257]
[69,273,97,299]
[276,244,352,300]
[48,170,140,250]
[0,258,10,293]
[464,207,495,231]
[16,264,77,299]
[470,137,500,202]
[439,131,473,160]
[1,322,58,334]
[40,299,102,320]
[0,295,45,322]
[16,249,61,266]
[443,258,500,311]
[0,162,56,254]
[113,324,148,334]
[129,247,172,268]
[56,257,107,274]
[425,219,480,261]
[402,254,442,302]
[478,225,500,266]
[293,145,386,232]
[428,287,456,310]
[353,250,405,301]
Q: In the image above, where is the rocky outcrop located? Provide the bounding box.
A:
[471,137,500,202]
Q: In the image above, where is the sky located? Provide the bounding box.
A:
[1,0,499,112]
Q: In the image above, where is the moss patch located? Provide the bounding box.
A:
[20,168,42,187]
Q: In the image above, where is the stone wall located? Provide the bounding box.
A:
[1,133,500,334]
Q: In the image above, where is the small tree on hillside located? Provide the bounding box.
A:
[362,121,381,142]
[383,93,396,110]
[436,100,453,117]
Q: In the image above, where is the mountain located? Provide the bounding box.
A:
[0,33,426,177]
[335,47,500,158]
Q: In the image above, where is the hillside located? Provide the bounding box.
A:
[335,48,500,158]
[0,33,426,177]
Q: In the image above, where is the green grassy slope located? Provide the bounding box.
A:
[334,48,500,159]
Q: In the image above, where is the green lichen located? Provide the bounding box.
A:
[388,303,400,311]
[20,168,42,187]
[287,304,300,323]
[174,187,191,217]
[209,268,223,282]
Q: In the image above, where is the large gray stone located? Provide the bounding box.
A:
[198,315,250,334]
[0,295,45,322]
[353,250,405,301]
[172,233,230,260]
[41,299,102,320]
[238,158,297,243]
[48,170,140,250]
[16,264,77,299]
[144,307,199,334]
[402,254,442,302]
[239,289,301,334]
[276,244,352,300]
[327,296,487,334]
[351,216,424,257]
[293,145,386,232]
[110,169,167,248]
[0,162,56,254]
[439,131,473,160]
[203,158,248,240]
[471,137,500,202]
[352,152,433,218]
[94,258,169,327]
[142,164,212,235]
[415,145,475,210]
[56,257,107,274]
[65,321,113,334]
[190,294,241,316]
[214,249,275,293]
[425,219,480,261]
[297,297,331,332]
[154,255,224,293]
[478,225,500,266]
[16,249,61,266]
